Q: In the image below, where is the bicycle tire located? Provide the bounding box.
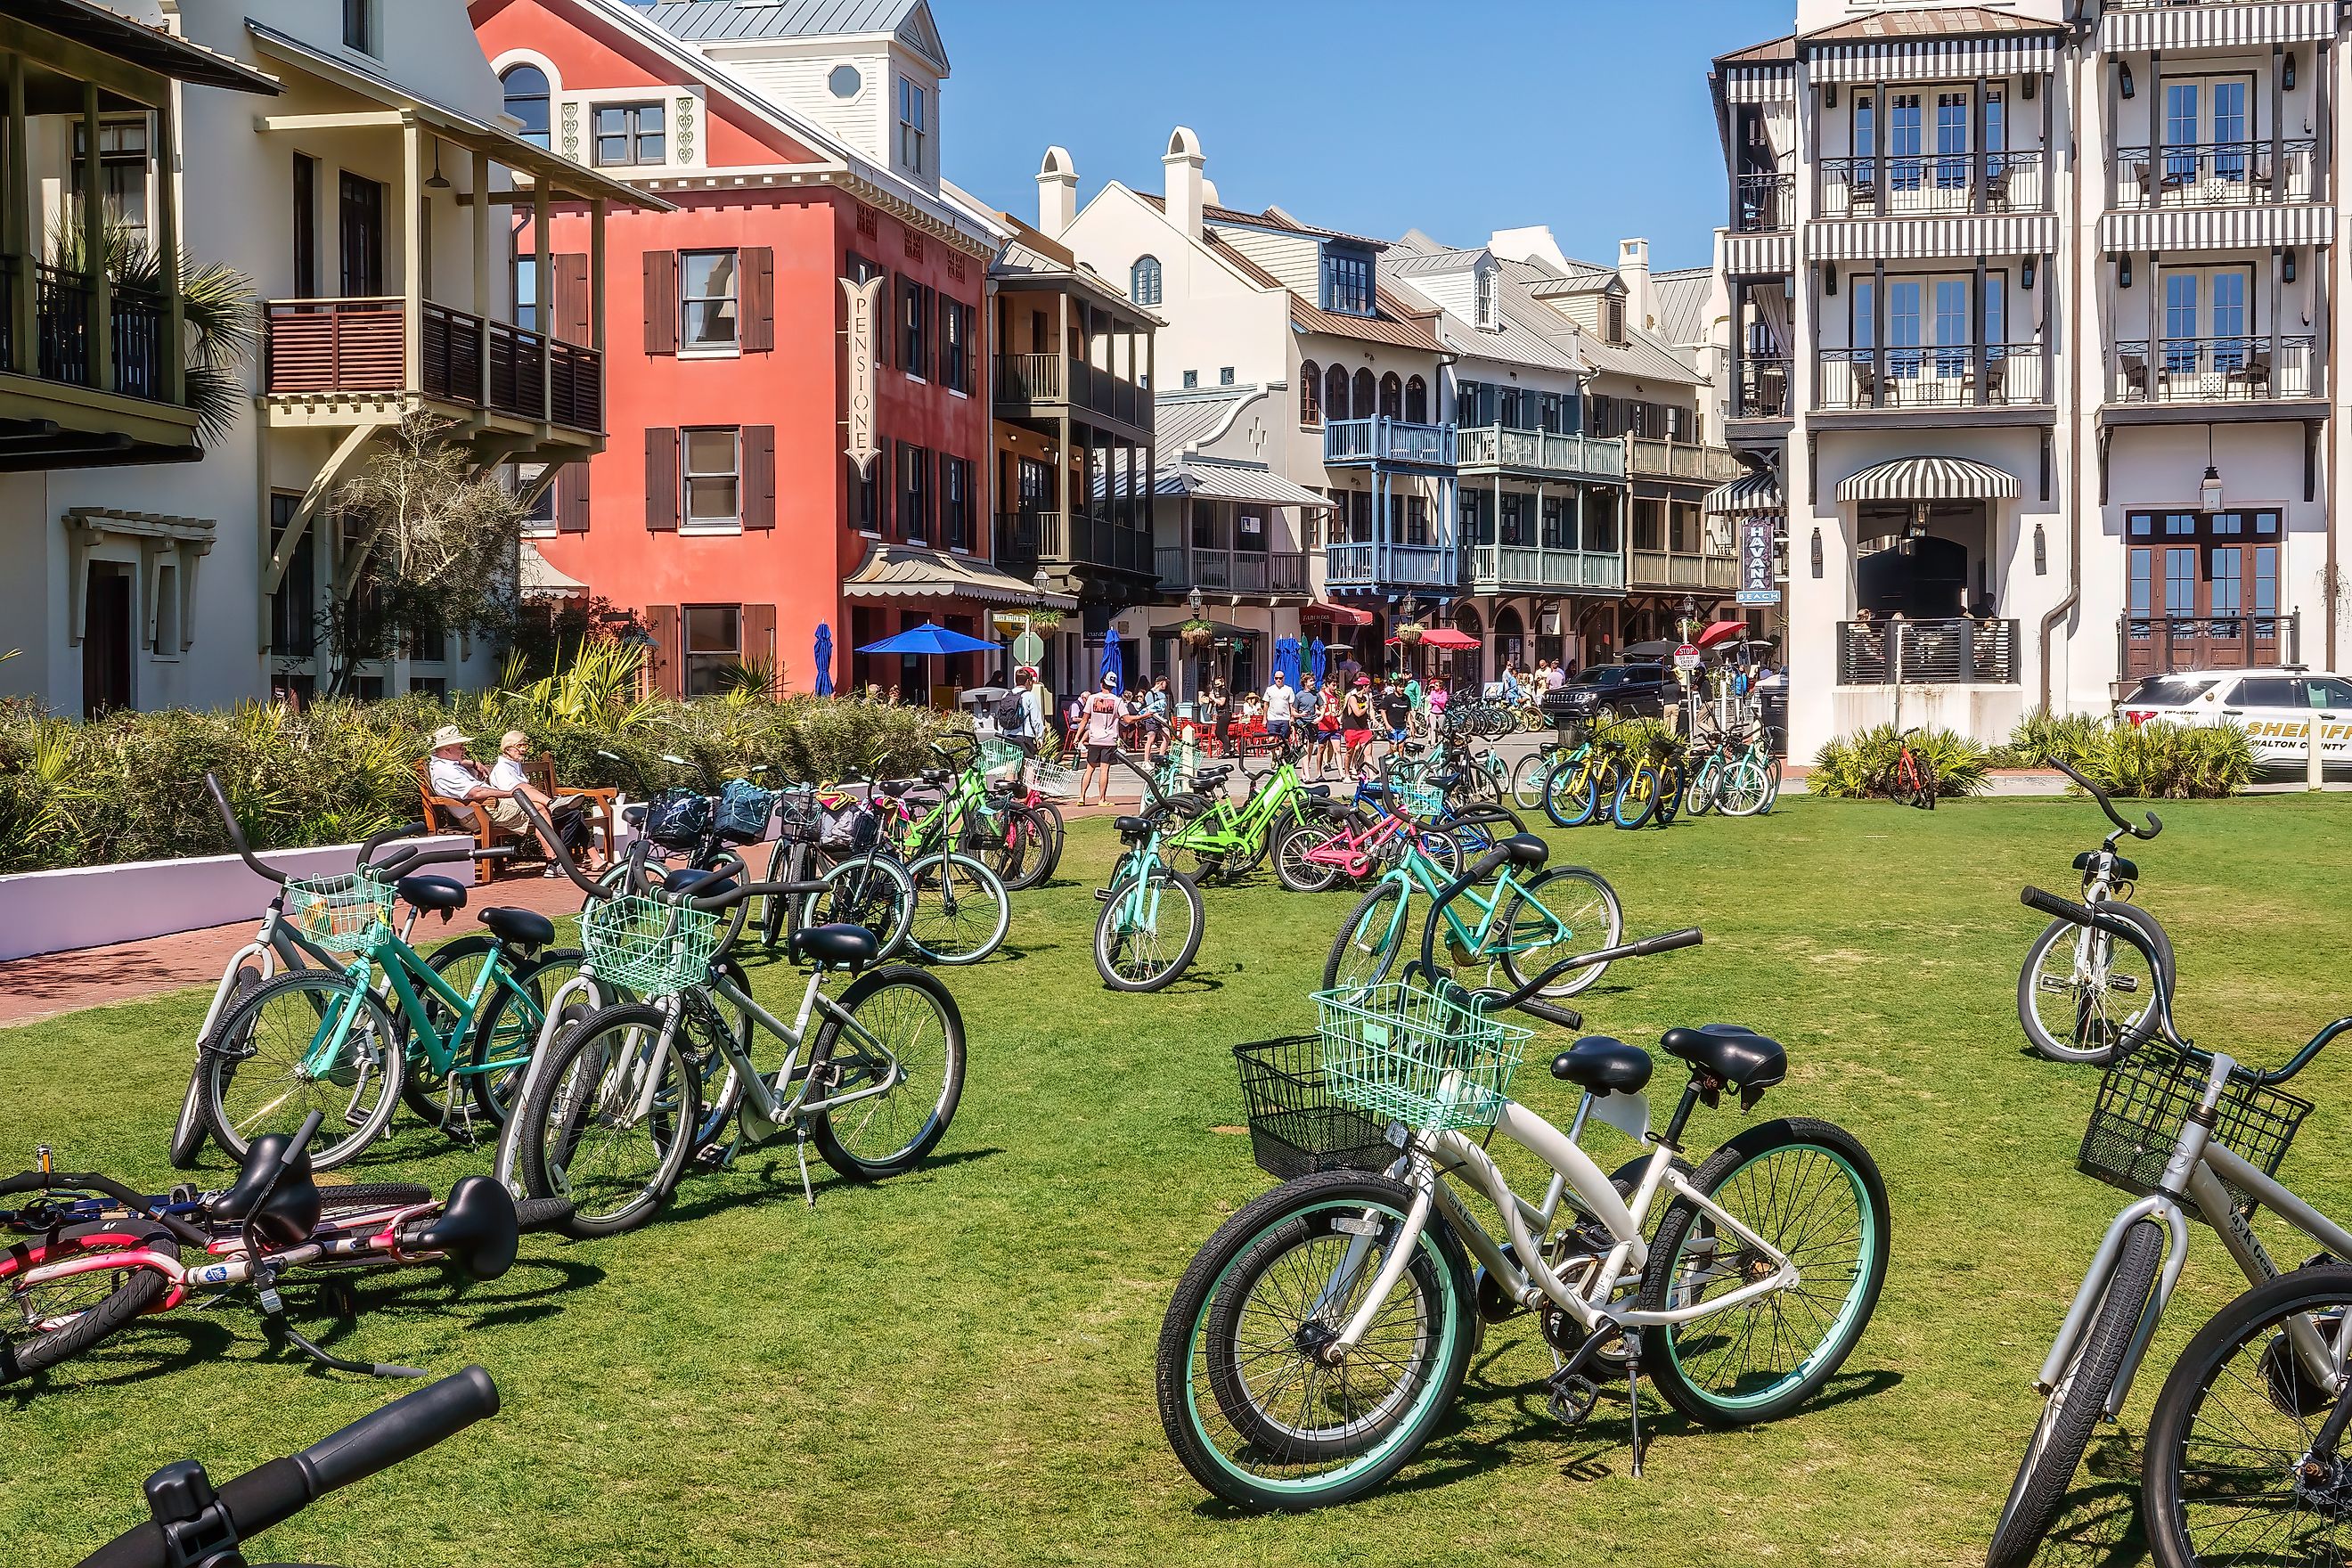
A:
[515,999,699,1240]
[315,1182,435,1211]
[1508,751,1553,813]
[1611,764,1658,829]
[756,837,804,948]
[1093,861,1204,992]
[1719,754,1776,818]
[1653,759,1685,827]
[800,856,915,960]
[1272,821,1343,894]
[1324,880,1409,998]
[1682,756,1719,818]
[467,946,592,1126]
[1496,867,1622,998]
[2016,903,2176,1066]
[807,964,967,1181]
[904,852,1009,966]
[1544,764,1600,829]
[174,960,265,1168]
[201,971,405,1172]
[0,1221,177,1384]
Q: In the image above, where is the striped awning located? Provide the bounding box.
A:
[1721,63,1793,102]
[1838,456,2018,503]
[1807,212,2058,261]
[1806,33,2058,84]
[1724,231,1794,275]
[2100,0,2337,52]
[1706,470,1784,515]
[2101,205,2337,254]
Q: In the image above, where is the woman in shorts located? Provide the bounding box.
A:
[1078,674,1125,804]
[1341,675,1376,776]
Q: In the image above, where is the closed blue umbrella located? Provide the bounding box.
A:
[855,620,1002,657]
[1309,637,1327,683]
[1098,634,1125,694]
[1273,636,1302,687]
[813,622,834,696]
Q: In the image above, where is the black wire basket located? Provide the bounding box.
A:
[1232,1036,1393,1181]
[2078,1040,2311,1218]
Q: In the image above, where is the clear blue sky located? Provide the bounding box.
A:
[943,0,1791,275]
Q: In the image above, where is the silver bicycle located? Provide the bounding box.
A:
[2016,755,2172,1066]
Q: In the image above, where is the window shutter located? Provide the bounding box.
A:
[742,603,777,691]
[553,252,590,345]
[645,604,682,697]
[743,424,776,530]
[645,428,679,531]
[741,247,774,353]
[556,460,589,533]
[643,250,678,355]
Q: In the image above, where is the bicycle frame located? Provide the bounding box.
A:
[1361,851,1562,961]
[1166,756,1310,856]
[17,1196,444,1314]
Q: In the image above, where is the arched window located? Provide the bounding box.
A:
[1325,363,1350,422]
[1378,372,1403,420]
[1352,368,1376,421]
[1404,374,1428,423]
[1130,255,1163,306]
[1474,266,1499,331]
[1452,603,1483,637]
[1298,360,1321,426]
[501,64,551,150]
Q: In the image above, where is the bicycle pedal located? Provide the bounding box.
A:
[1545,1371,1600,1428]
[1092,888,1113,902]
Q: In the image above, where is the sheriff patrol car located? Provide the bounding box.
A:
[2116,666,2352,772]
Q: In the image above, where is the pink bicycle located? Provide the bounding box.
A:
[1273,776,1467,894]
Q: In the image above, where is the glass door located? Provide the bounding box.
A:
[2160,265,2252,388]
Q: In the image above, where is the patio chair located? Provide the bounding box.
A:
[2119,352,2149,399]
[2225,351,2273,396]
[1981,355,2009,406]
[412,759,527,875]
[1982,164,2013,210]
[1850,360,1882,408]
[527,755,618,865]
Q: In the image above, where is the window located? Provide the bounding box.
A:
[899,277,932,377]
[682,428,740,528]
[941,298,973,392]
[1299,360,1321,425]
[829,64,863,99]
[1324,249,1373,315]
[1181,370,1197,389]
[682,606,741,697]
[1605,294,1626,343]
[1325,363,1349,421]
[1220,367,1236,387]
[1474,266,1499,331]
[943,455,973,549]
[851,457,881,533]
[71,118,149,234]
[501,65,550,150]
[292,154,317,297]
[681,249,739,349]
[1131,255,1163,306]
[1352,368,1376,420]
[1378,372,1402,420]
[517,463,556,536]
[342,0,375,54]
[593,102,665,167]
[898,78,928,173]
[268,494,315,658]
[512,255,538,333]
[899,444,932,540]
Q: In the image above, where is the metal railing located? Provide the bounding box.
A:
[1735,172,1795,232]
[1455,425,1625,479]
[1324,541,1455,589]
[1626,438,1748,484]
[2110,337,2315,403]
[1837,617,2020,684]
[108,285,164,401]
[1734,355,1794,420]
[1816,343,2048,409]
[996,510,1153,575]
[1155,546,1308,595]
[1464,543,1626,592]
[2122,610,2297,680]
[35,264,93,387]
[1629,550,1738,592]
[1324,416,1457,468]
[1820,149,2047,217]
[2114,141,2318,208]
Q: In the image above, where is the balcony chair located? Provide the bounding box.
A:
[2225,351,2273,396]
[2118,352,2150,400]
[1850,361,1882,408]
[1981,355,2009,406]
[1982,163,2013,211]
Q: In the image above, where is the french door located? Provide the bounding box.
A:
[2163,75,2253,188]
[2159,265,2252,381]
[2126,510,2282,675]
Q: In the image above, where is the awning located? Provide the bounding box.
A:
[1159,458,1337,510]
[519,542,586,598]
[843,543,1078,611]
[1837,456,2018,503]
[1149,619,1259,641]
[1705,470,1784,515]
[1392,626,1480,649]
[1303,600,1375,625]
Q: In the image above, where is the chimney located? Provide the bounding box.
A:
[1163,126,1205,239]
[1037,145,1076,239]
[1618,238,1654,332]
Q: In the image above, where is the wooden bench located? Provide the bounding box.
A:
[410,755,619,878]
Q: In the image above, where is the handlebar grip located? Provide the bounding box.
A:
[297,1365,500,1497]
[1516,997,1583,1032]
[2021,885,2095,926]
[1631,927,1704,957]
[357,820,429,869]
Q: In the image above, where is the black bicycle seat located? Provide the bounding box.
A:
[480,906,555,950]
[401,1176,519,1281]
[208,1134,323,1248]
[396,875,468,915]
[789,922,879,971]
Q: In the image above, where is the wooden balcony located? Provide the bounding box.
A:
[1627,438,1749,485]
[1324,541,1455,591]
[1463,543,1626,594]
[1154,546,1309,597]
[992,352,1148,431]
[1324,416,1456,470]
[994,510,1155,577]
[1629,550,1738,593]
[1456,425,1624,480]
[265,297,601,433]
[1838,617,2020,684]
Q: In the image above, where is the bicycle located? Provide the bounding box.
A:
[1611,738,1686,830]
[1094,753,1207,992]
[2017,755,2172,1066]
[1682,723,1781,820]
[1275,767,1466,895]
[1889,727,1937,809]
[1986,886,2352,1568]
[1541,724,1638,829]
[1158,739,1337,883]
[510,799,966,1236]
[1156,835,1891,1510]
[69,1365,501,1568]
[192,775,584,1169]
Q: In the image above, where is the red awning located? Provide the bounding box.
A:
[1304,600,1374,625]
[1388,626,1479,649]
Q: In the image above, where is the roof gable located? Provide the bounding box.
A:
[628,0,949,71]
[1804,6,2062,43]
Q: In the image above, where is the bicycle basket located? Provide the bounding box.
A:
[774,787,821,843]
[714,779,779,845]
[817,800,878,853]
[1232,1036,1394,1181]
[1312,981,1532,1134]
[282,869,396,953]
[978,736,1027,780]
[582,894,721,997]
[2078,1041,2311,1217]
[644,788,713,849]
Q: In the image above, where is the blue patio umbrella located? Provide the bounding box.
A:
[1273,636,1302,687]
[854,620,1003,657]
[813,622,834,696]
[1097,633,1125,694]
[1309,637,1327,683]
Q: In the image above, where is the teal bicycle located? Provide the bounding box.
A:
[1095,754,1207,992]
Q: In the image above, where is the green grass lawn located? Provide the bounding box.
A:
[8,793,2352,1567]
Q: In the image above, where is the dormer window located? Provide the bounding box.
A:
[898,78,928,175]
[1605,294,1626,345]
[1323,247,1373,316]
[1474,265,1499,331]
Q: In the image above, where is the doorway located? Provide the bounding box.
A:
[82,563,133,716]
[340,172,384,297]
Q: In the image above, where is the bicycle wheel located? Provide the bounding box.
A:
[800,856,915,960]
[1611,764,1658,829]
[1509,751,1553,813]
[1919,759,1940,811]
[1682,756,1719,818]
[1094,860,1204,992]
[1496,867,1622,998]
[516,1000,699,1239]
[1639,1117,1891,1426]
[1413,828,1464,878]
[1273,821,1343,894]
[201,971,404,1171]
[2018,902,2176,1066]
[1324,880,1409,998]
[0,1221,178,1385]
[466,947,592,1126]
[1719,754,1775,818]
[2143,1264,2352,1568]
[904,852,1009,967]
[807,964,967,1181]
[1653,759,1685,827]
[175,960,266,1168]
[1544,763,1599,829]
[966,802,1050,894]
[404,935,502,1130]
[1155,1170,1475,1513]
[1986,1218,2167,1568]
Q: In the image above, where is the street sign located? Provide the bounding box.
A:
[1737,514,1778,606]
[1674,643,1702,674]
[1011,631,1043,666]
[1736,589,1782,606]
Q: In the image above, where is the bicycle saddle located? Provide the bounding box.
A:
[2072,850,2138,879]
[1499,833,1549,869]
[397,875,468,915]
[401,1175,519,1281]
[659,867,736,897]
[480,906,555,950]
[1114,814,1154,837]
[622,804,647,827]
[789,922,878,971]
[1552,1036,1654,1096]
[209,1134,323,1248]
[1660,1025,1788,1097]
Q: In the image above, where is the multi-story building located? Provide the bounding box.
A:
[2,0,631,715]
[1713,0,2350,757]
[471,0,1049,702]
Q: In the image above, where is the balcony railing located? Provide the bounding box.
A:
[1464,543,1626,592]
[993,353,1148,427]
[265,297,602,431]
[995,510,1154,576]
[1735,172,1795,233]
[1325,541,1455,590]
[1629,550,1738,592]
[1456,425,1625,479]
[2116,142,2317,208]
[1820,150,2047,217]
[1734,356,1794,420]
[35,263,93,387]
[1837,617,2020,684]
[1627,438,1748,484]
[108,286,165,402]
[2111,337,2315,403]
[994,352,1058,402]
[2122,611,2298,681]
[1324,416,1457,468]
[1817,344,2049,410]
[1154,546,1309,595]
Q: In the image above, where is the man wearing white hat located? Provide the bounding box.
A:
[425,725,562,873]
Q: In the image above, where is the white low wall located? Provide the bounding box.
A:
[0,835,474,963]
[1830,684,2029,747]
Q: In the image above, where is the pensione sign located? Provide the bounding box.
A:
[842,274,884,478]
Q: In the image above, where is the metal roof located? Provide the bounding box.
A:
[7,0,279,94]
[1651,268,1712,350]
[628,0,947,69]
[842,543,1076,609]
[1497,255,1705,387]
[1154,388,1257,454]
[1805,6,2062,42]
[1384,236,1586,376]
[1157,458,1335,510]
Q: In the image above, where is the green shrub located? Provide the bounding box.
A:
[2078,718,2253,799]
[1997,708,2108,771]
[1809,723,1990,800]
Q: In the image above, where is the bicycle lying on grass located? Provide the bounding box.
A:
[1157,834,1891,1509]
[2015,755,2171,1066]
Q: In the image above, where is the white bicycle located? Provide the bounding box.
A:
[2017,755,2171,1066]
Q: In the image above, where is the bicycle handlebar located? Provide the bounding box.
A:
[1418,837,1548,978]
[356,818,431,869]
[2046,755,2161,841]
[513,795,608,897]
[1471,928,1706,1019]
[204,772,288,886]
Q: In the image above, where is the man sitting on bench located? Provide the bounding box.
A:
[425,725,568,877]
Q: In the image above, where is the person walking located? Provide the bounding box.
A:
[1342,675,1376,776]
[1140,674,1172,767]
[1077,674,1125,805]
[1262,670,1297,752]
[1202,677,1231,756]
[1377,676,1412,766]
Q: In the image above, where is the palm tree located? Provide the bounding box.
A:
[49,218,257,445]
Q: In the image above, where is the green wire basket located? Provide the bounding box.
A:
[282,869,396,953]
[583,894,722,997]
[1312,980,1532,1133]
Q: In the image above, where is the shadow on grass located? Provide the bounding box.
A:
[657,1145,1005,1224]
[2024,1432,2145,1568]
[3,1319,240,1400]
[298,1254,610,1336]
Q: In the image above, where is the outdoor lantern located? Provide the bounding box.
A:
[1823,264,1837,297]
[1825,83,1838,107]
[2119,61,2135,100]
[2201,465,2225,514]
[2285,52,2298,90]
[2021,257,2037,290]
[2034,524,2047,576]
[1810,527,1823,579]
[1188,585,1204,618]
[2119,255,2133,289]
[1032,565,1050,595]
[2023,74,2037,101]
[2284,249,2299,283]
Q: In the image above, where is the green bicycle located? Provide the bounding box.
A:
[1323,825,1622,1001]
[194,775,584,1170]
[902,735,1061,892]
[1094,754,1206,992]
[1157,739,1335,882]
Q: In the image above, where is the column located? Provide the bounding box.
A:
[156,87,183,404]
[4,53,25,376]
[82,81,110,390]
[535,179,552,418]
[472,148,492,405]
[401,115,423,390]
[590,198,607,353]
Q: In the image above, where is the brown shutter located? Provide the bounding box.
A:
[645,427,679,531]
[743,424,776,529]
[554,253,589,345]
[643,250,678,355]
[555,460,589,533]
[742,602,777,690]
[645,604,682,698]
[740,247,774,353]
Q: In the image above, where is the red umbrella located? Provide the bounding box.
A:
[1390,626,1480,649]
[1695,619,1750,650]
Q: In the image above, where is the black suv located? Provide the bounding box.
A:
[1545,662,1677,724]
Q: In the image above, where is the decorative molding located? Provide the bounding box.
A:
[62,508,215,654]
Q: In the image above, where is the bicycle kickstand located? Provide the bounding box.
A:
[1624,1347,1646,1480]
[794,1125,816,1208]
